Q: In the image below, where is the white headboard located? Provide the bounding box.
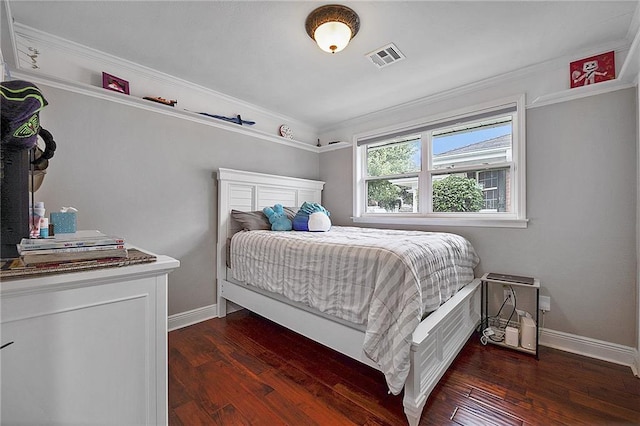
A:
[216,168,325,307]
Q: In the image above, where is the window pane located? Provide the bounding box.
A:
[366,177,418,213]
[477,168,510,212]
[432,174,484,212]
[432,118,512,170]
[367,138,421,177]
[432,168,510,213]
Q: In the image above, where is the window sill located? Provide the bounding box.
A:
[352,215,529,229]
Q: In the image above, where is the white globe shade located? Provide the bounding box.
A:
[313,21,352,53]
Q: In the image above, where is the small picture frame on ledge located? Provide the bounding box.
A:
[102,72,129,94]
[569,51,615,89]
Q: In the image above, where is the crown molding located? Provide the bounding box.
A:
[625,0,640,44]
[619,15,640,82]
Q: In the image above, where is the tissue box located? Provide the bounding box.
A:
[50,212,77,234]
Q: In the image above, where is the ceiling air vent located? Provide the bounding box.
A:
[366,43,405,69]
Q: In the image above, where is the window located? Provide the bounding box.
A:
[366,137,421,213]
[354,96,526,227]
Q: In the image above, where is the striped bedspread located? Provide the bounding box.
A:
[230,226,479,395]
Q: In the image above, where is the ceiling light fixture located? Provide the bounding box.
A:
[305,4,360,54]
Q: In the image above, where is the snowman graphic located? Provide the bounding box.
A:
[572,60,608,86]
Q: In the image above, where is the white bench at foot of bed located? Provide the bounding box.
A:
[218,277,481,425]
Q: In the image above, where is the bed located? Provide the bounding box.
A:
[216,168,481,426]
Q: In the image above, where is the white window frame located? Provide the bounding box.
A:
[353,95,528,228]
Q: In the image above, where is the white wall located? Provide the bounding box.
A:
[35,86,319,316]
[321,88,637,347]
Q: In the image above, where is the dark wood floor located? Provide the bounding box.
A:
[169,310,640,425]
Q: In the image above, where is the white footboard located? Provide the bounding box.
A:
[402,278,481,426]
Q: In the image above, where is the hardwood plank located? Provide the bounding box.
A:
[450,404,523,426]
[168,404,184,426]
[170,323,225,367]
[208,403,252,426]
[568,389,640,424]
[173,400,217,426]
[260,369,362,426]
[333,381,405,424]
[431,378,524,426]
[169,347,230,418]
[231,313,388,394]
[197,358,286,425]
[260,357,387,425]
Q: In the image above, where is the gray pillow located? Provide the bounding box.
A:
[231,210,270,231]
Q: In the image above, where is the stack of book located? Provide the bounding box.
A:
[17,230,127,266]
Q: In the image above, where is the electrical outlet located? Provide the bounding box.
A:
[503,287,513,305]
[539,295,551,311]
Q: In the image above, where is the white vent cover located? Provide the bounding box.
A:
[366,43,405,68]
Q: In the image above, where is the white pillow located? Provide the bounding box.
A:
[307,211,331,232]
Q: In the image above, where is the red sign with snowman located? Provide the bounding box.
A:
[570,51,615,88]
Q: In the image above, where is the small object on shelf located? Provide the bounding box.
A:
[17,229,127,266]
[520,316,536,350]
[102,72,129,95]
[504,326,519,347]
[570,51,615,88]
[143,96,177,107]
[328,141,340,145]
[39,218,49,238]
[29,201,45,238]
[19,244,127,266]
[50,207,78,234]
[279,124,293,139]
[187,110,255,126]
[18,230,124,251]
[485,272,534,285]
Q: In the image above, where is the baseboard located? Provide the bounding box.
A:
[168,302,246,331]
[540,328,638,375]
[168,304,217,331]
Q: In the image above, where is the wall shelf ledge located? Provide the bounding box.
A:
[9,67,325,153]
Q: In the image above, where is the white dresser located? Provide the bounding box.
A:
[0,252,179,425]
